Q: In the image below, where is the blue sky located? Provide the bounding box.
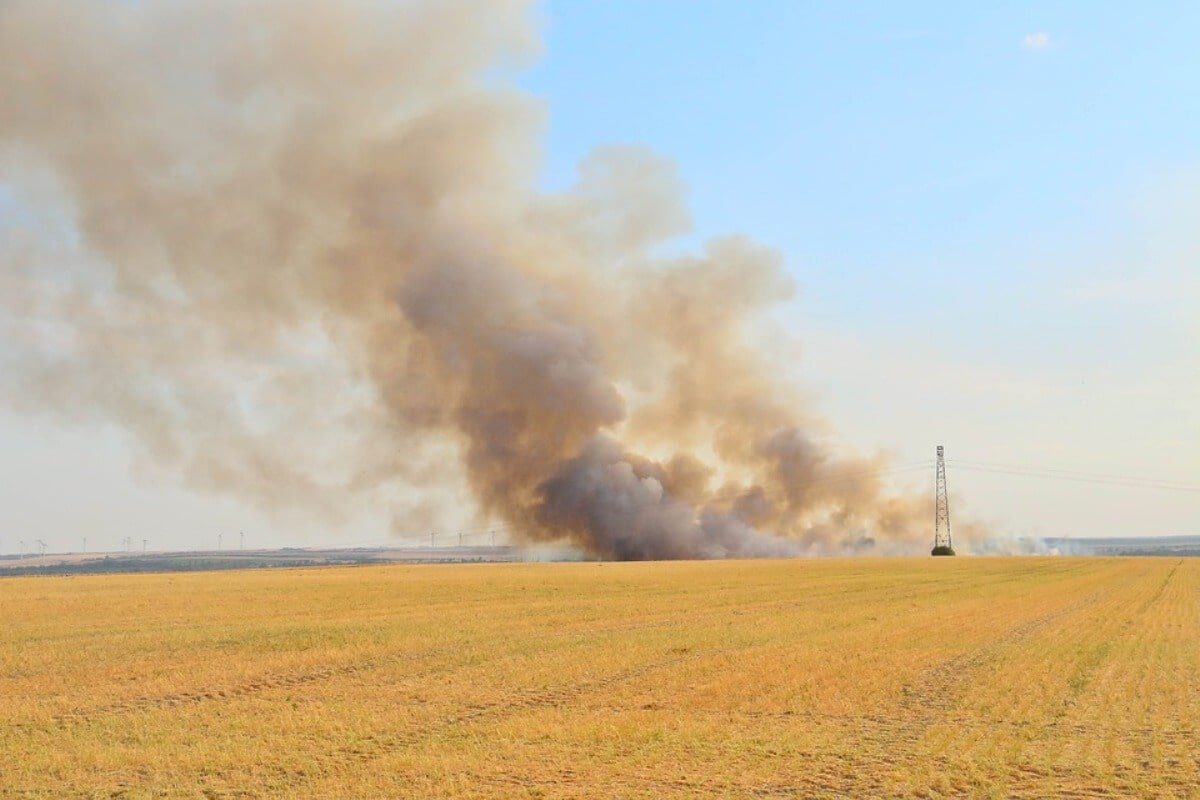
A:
[517,1,1199,539]
[0,2,1196,551]
[522,2,1198,325]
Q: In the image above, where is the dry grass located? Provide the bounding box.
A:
[2,557,1197,798]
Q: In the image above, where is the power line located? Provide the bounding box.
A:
[666,461,933,509]
[947,461,1200,494]
[948,458,1199,489]
[305,454,1194,553]
[334,462,933,549]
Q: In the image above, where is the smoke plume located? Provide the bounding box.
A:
[0,0,961,558]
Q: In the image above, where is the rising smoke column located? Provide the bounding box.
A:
[0,0,949,558]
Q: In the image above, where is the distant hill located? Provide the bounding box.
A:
[1042,535,1200,556]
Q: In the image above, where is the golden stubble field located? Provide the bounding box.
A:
[1,557,1197,799]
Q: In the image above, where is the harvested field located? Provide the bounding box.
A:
[2,558,1198,798]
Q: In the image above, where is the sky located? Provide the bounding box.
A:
[1,1,1197,553]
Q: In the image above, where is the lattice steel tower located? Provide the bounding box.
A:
[931,445,955,556]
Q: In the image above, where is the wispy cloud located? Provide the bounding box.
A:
[1021,31,1051,50]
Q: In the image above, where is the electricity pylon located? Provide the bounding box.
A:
[932,445,955,556]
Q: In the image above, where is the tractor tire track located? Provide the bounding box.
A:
[48,646,447,727]
[282,643,748,793]
[41,603,726,728]
[781,588,1110,798]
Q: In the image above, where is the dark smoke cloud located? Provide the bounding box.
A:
[537,436,803,560]
[0,0,973,558]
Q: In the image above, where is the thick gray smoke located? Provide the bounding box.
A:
[0,0,971,558]
[538,436,804,560]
